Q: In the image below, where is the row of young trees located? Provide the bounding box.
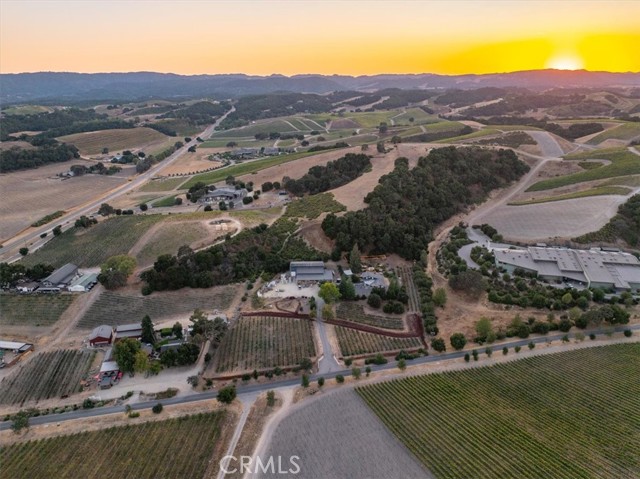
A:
[322,147,529,260]
[283,153,371,196]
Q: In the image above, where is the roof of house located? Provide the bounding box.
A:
[89,325,113,341]
[116,323,143,333]
[43,263,78,285]
[115,330,142,339]
[100,361,119,373]
[69,273,98,289]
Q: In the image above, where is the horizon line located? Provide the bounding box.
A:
[2,68,640,77]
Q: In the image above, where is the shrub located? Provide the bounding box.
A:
[365,366,371,376]
[528,341,536,350]
[317,377,325,387]
[128,412,140,418]
[515,345,521,353]
[367,293,382,309]
[450,333,467,351]
[336,374,345,384]
[397,358,407,371]
[472,350,479,361]
[301,374,310,388]
[589,333,596,340]
[82,399,95,409]
[485,347,493,357]
[204,205,212,211]
[352,367,361,379]
[464,353,470,362]
[502,347,508,355]
[217,385,236,404]
[344,357,353,367]
[152,403,163,414]
[431,337,446,352]
[623,329,632,337]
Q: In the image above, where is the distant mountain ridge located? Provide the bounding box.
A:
[1,70,638,104]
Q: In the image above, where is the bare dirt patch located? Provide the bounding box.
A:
[0,162,129,240]
[161,147,224,176]
[298,219,334,253]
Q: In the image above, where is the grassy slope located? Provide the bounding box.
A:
[509,186,631,205]
[180,151,322,189]
[358,344,640,479]
[527,148,640,192]
[136,221,209,265]
[587,122,640,145]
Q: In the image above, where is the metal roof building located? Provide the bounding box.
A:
[290,261,334,282]
[494,246,640,291]
[89,325,113,346]
[42,263,78,287]
[68,273,98,292]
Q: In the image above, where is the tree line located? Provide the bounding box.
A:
[283,153,371,196]
[322,146,529,260]
[0,143,79,172]
[141,219,324,293]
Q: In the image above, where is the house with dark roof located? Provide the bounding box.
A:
[114,323,143,342]
[42,263,78,288]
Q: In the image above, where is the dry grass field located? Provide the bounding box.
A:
[58,127,173,155]
[256,389,429,479]
[481,194,630,242]
[0,162,128,241]
[160,147,224,176]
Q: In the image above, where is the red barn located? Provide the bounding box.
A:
[89,325,113,347]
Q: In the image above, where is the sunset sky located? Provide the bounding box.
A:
[1,0,639,76]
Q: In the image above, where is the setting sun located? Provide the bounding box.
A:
[546,54,585,71]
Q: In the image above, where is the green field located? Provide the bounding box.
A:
[0,412,229,479]
[391,107,438,126]
[151,195,178,207]
[587,122,640,145]
[58,127,171,155]
[284,193,346,219]
[139,177,187,192]
[0,294,76,327]
[76,286,237,329]
[136,221,210,265]
[358,344,640,479]
[20,215,164,268]
[527,148,640,192]
[509,186,631,205]
[180,151,321,189]
[435,128,500,143]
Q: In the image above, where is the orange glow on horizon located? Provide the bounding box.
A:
[1,1,638,76]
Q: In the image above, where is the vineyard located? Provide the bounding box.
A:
[213,315,316,373]
[21,215,164,268]
[76,286,237,329]
[397,266,420,312]
[0,294,76,327]
[135,221,211,266]
[0,350,95,405]
[0,412,229,479]
[334,326,422,357]
[336,302,404,330]
[357,344,640,479]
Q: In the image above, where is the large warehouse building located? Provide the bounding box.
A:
[289,261,334,282]
[494,246,640,292]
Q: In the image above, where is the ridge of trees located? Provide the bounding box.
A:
[322,146,529,260]
[141,219,324,293]
[283,153,371,196]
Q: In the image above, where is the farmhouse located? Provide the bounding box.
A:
[68,273,98,292]
[114,323,143,342]
[290,261,334,283]
[494,246,640,291]
[230,148,259,158]
[89,325,113,347]
[263,147,280,156]
[42,263,78,288]
[16,281,39,293]
[200,187,247,204]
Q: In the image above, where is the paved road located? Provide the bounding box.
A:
[2,324,637,431]
[315,297,342,374]
[0,107,235,263]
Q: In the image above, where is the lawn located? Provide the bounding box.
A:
[527,148,640,192]
[283,193,346,219]
[139,177,187,192]
[0,412,230,479]
[0,294,76,327]
[58,127,171,155]
[151,195,178,207]
[180,151,321,189]
[509,186,631,205]
[357,344,640,479]
[587,122,640,145]
[20,215,164,268]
